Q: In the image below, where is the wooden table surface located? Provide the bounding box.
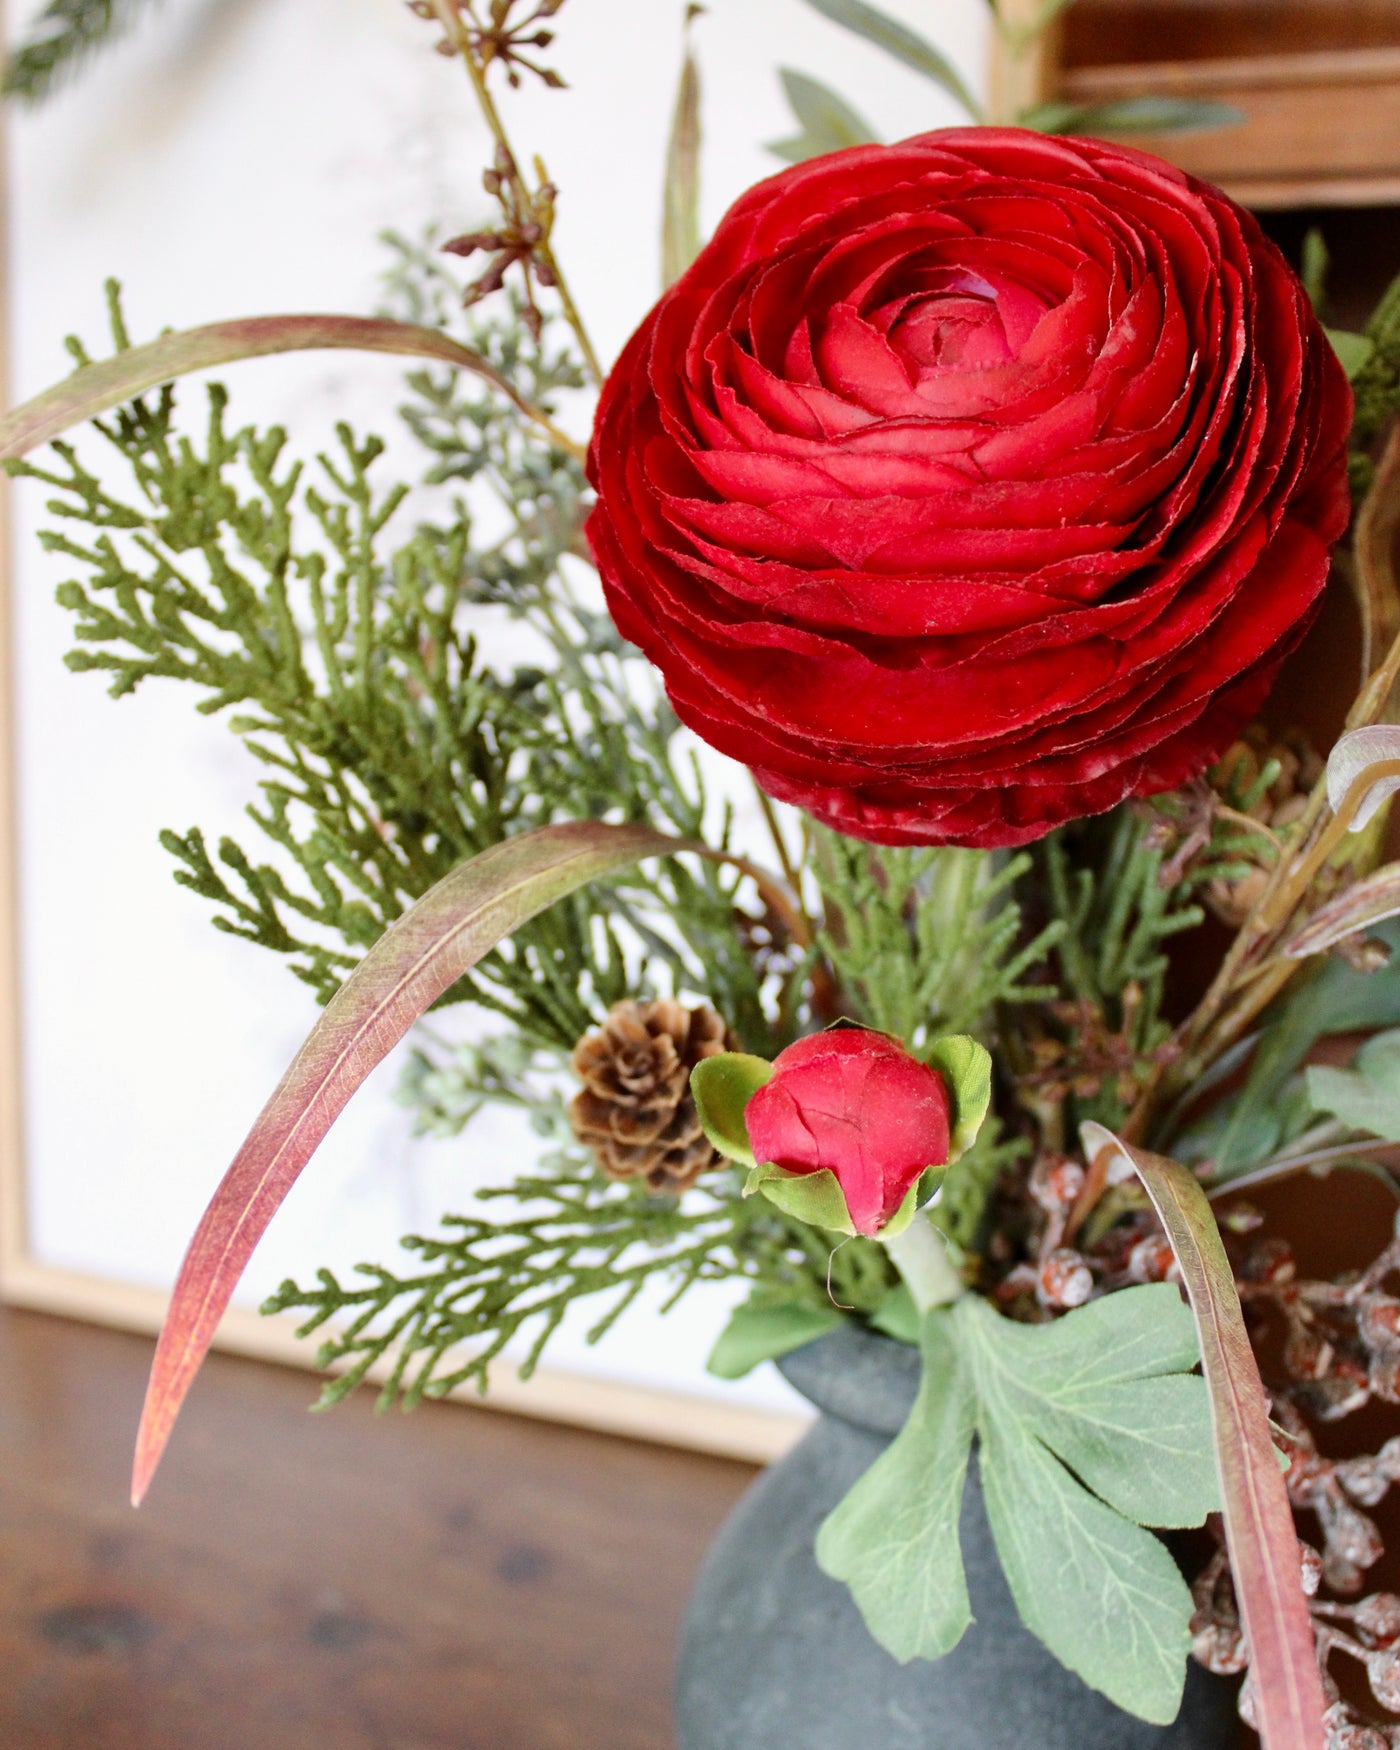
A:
[0,1305,758,1750]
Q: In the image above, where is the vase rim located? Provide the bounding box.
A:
[776,1322,921,1436]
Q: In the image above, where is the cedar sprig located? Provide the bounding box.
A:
[1,0,159,102]
[14,280,782,1055]
[262,1127,896,1412]
[811,829,1064,1051]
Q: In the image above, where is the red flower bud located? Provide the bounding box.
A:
[744,1029,951,1236]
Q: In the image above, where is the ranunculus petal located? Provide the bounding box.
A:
[586,128,1352,848]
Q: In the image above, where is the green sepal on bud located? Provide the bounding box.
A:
[692,1035,991,1238]
[744,1158,858,1235]
[926,1034,992,1163]
[690,1051,773,1167]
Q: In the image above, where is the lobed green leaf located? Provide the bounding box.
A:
[819,1284,1217,1721]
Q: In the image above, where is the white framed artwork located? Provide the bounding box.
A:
[0,0,987,1461]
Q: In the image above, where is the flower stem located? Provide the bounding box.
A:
[884,1213,963,1312]
[428,0,604,386]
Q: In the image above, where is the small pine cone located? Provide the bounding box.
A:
[569,998,738,1194]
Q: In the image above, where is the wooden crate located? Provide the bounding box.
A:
[998,1,1400,207]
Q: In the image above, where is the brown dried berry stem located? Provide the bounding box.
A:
[427,0,604,386]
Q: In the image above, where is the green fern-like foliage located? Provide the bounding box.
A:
[811,829,1064,1052]
[13,286,778,1059]
[3,0,160,101]
[263,1077,897,1411]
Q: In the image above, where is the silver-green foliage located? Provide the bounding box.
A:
[816,1285,1219,1723]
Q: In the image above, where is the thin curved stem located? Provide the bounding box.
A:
[427,0,604,387]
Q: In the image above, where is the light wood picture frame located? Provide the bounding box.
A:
[993,0,1400,209]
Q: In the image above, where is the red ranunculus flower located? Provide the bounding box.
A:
[586,128,1352,848]
[745,1029,951,1236]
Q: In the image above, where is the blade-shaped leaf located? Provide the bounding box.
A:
[1081,1124,1327,1750]
[132,821,681,1506]
[661,13,703,288]
[0,314,584,461]
[1327,726,1400,833]
[1284,861,1400,959]
[816,1308,976,1661]
[767,68,880,163]
[1025,96,1241,135]
[798,0,982,120]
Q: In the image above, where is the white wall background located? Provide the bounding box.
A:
[4,0,987,1414]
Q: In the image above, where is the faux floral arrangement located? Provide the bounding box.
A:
[12,2,1400,1745]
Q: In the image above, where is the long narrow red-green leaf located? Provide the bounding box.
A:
[0,314,585,461]
[1080,1123,1324,1750]
[132,821,681,1506]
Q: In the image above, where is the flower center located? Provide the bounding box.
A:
[880,266,1052,377]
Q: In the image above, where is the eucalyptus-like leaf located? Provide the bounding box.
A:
[767,68,880,164]
[690,1051,774,1166]
[797,0,982,120]
[1306,1028,1400,1143]
[1197,920,1400,1176]
[706,1292,843,1380]
[1327,725,1400,832]
[926,1033,991,1161]
[0,314,584,462]
[661,18,703,287]
[1024,96,1241,136]
[1284,862,1400,959]
[131,821,683,1507]
[1081,1125,1328,1750]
